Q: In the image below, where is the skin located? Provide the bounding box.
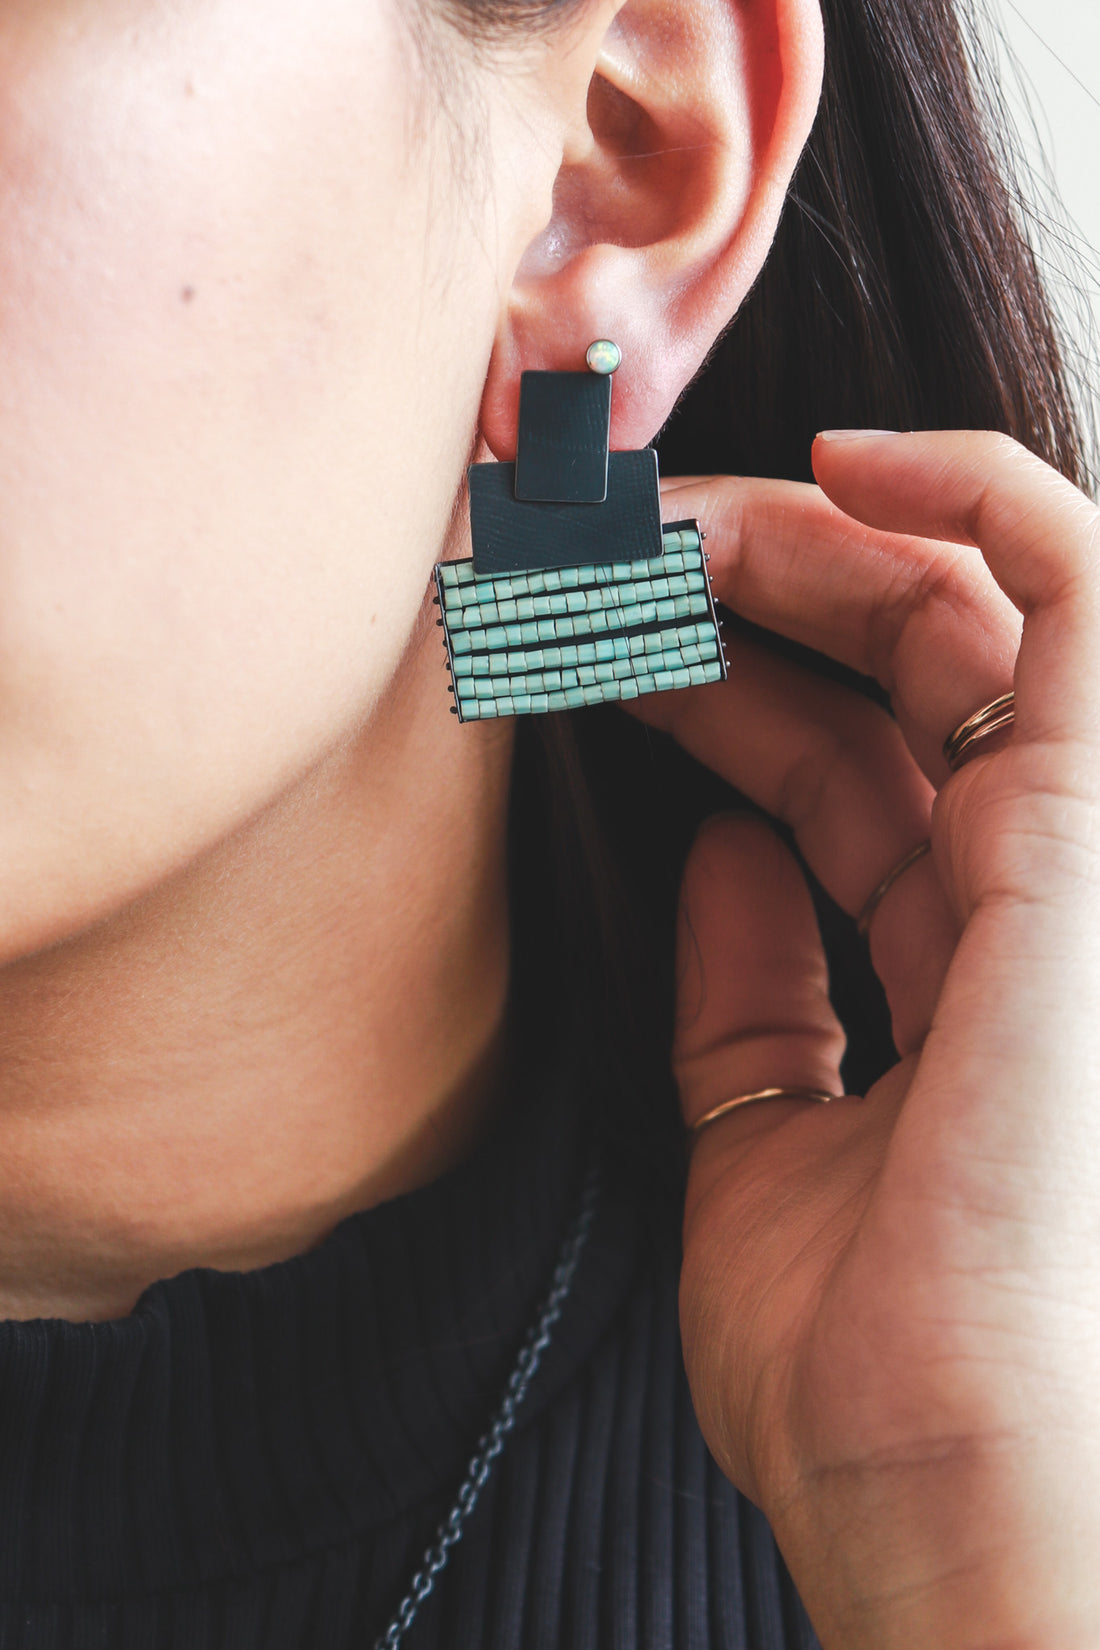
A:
[640,440,1100,1647]
[0,0,611,1317]
[0,0,819,1316]
[0,0,1097,1643]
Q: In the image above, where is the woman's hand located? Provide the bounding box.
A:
[637,432,1100,1650]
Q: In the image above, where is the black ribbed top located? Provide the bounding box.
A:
[0,1063,820,1649]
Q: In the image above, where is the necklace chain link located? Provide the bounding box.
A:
[372,1162,602,1650]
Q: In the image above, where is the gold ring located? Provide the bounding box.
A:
[856,839,932,938]
[690,1087,840,1134]
[943,691,1015,770]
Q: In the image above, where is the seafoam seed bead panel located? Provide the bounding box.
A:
[435,521,727,721]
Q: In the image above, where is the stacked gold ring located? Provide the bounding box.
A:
[943,691,1015,770]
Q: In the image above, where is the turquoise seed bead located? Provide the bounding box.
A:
[455,619,718,692]
[441,523,722,723]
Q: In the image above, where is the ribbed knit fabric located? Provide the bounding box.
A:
[0,1064,821,1649]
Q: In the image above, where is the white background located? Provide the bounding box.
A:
[983,0,1100,460]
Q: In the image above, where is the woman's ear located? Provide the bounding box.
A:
[479,0,824,456]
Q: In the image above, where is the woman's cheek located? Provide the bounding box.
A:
[0,0,503,957]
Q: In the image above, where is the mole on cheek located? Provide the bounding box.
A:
[181,287,196,303]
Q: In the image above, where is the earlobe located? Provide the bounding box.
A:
[479,0,824,457]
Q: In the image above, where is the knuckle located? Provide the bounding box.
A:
[968,442,1100,605]
[776,707,890,830]
[980,429,1027,467]
[775,745,832,830]
[961,431,1034,531]
[873,545,989,680]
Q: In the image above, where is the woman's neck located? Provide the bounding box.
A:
[0,617,514,1322]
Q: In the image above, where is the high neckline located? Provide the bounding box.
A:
[0,1060,641,1603]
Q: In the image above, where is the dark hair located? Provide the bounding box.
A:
[494,0,1087,1202]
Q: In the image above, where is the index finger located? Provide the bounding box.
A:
[812,429,1100,739]
[811,430,1097,616]
[660,469,1022,781]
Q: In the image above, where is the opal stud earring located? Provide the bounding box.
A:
[433,345,726,721]
[585,339,622,375]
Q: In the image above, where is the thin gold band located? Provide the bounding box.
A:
[690,1087,840,1134]
[856,839,932,938]
[943,691,1015,770]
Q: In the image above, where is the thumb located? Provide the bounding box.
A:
[674,815,846,1129]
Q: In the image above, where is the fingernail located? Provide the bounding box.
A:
[815,428,901,442]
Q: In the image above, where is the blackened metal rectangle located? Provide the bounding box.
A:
[469,449,662,576]
[514,371,612,503]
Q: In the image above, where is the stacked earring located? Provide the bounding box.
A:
[433,344,726,721]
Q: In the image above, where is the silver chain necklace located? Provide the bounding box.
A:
[372,1162,601,1650]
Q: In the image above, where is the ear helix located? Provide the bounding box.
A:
[432,343,726,721]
